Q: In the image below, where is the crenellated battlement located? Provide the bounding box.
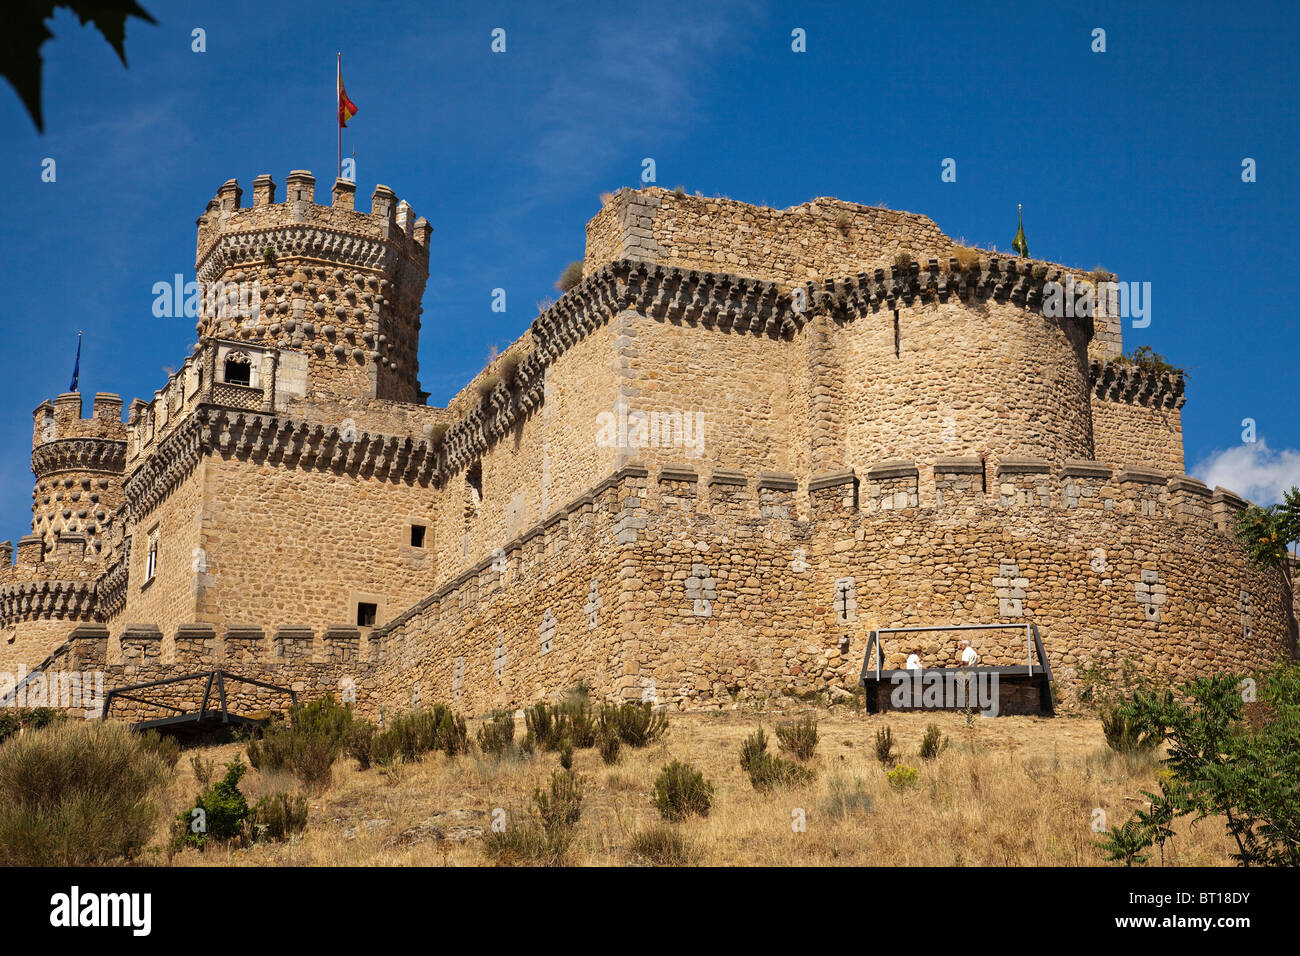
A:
[1090,358,1186,409]
[195,172,430,280]
[32,392,126,448]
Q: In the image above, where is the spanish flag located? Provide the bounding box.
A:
[338,56,358,128]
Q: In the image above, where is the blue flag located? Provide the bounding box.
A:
[69,332,81,392]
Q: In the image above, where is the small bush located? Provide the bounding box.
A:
[834,209,853,233]
[174,759,250,851]
[555,260,584,292]
[249,792,308,843]
[919,724,949,761]
[344,721,376,770]
[629,824,694,865]
[561,688,598,749]
[653,760,713,821]
[137,729,181,769]
[422,421,450,446]
[475,374,502,402]
[534,769,584,834]
[598,728,621,765]
[0,720,171,865]
[892,252,915,274]
[886,763,919,792]
[524,702,567,752]
[477,710,516,758]
[776,717,818,761]
[599,701,668,748]
[190,753,216,787]
[498,348,522,384]
[559,742,574,770]
[823,775,874,819]
[371,704,469,765]
[950,245,981,272]
[481,817,555,865]
[486,771,585,866]
[1101,702,1162,754]
[874,726,896,766]
[246,694,353,791]
[739,727,814,793]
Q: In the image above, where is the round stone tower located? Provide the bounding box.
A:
[193,172,431,404]
[30,391,127,559]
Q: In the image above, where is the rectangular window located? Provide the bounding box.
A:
[145,527,159,583]
[356,602,377,627]
[410,524,426,548]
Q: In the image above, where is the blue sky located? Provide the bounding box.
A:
[0,0,1297,544]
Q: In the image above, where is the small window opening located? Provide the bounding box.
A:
[224,354,252,386]
[466,463,483,506]
[356,602,377,627]
[893,310,901,359]
[145,528,159,582]
[410,524,426,548]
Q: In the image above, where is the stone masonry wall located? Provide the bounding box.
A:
[364,462,1289,717]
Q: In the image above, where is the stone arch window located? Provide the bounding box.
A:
[223,351,253,387]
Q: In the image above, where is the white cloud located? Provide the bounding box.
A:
[1192,440,1300,506]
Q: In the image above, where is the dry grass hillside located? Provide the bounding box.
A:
[148,704,1239,867]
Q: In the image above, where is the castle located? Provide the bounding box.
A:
[1,173,1293,720]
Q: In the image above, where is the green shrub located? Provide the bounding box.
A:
[173,759,250,851]
[1101,662,1300,867]
[371,704,469,765]
[892,252,915,273]
[598,727,621,765]
[560,688,598,749]
[1101,702,1162,754]
[823,774,874,819]
[137,729,181,769]
[0,720,171,865]
[485,770,584,866]
[874,725,896,766]
[534,769,584,834]
[477,710,516,757]
[249,792,308,843]
[246,694,353,791]
[599,701,668,748]
[776,717,818,761]
[739,727,814,793]
[653,760,713,821]
[629,824,694,865]
[345,720,376,770]
[559,742,574,770]
[919,724,949,761]
[886,763,919,792]
[523,702,567,752]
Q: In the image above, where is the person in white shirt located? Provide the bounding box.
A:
[905,652,922,671]
[958,639,979,667]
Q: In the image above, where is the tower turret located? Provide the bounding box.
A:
[30,391,127,559]
[193,171,431,404]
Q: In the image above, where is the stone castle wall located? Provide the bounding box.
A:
[363,461,1289,717]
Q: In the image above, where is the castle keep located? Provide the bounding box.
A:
[1,175,1292,718]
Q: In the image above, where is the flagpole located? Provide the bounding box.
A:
[336,52,342,181]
